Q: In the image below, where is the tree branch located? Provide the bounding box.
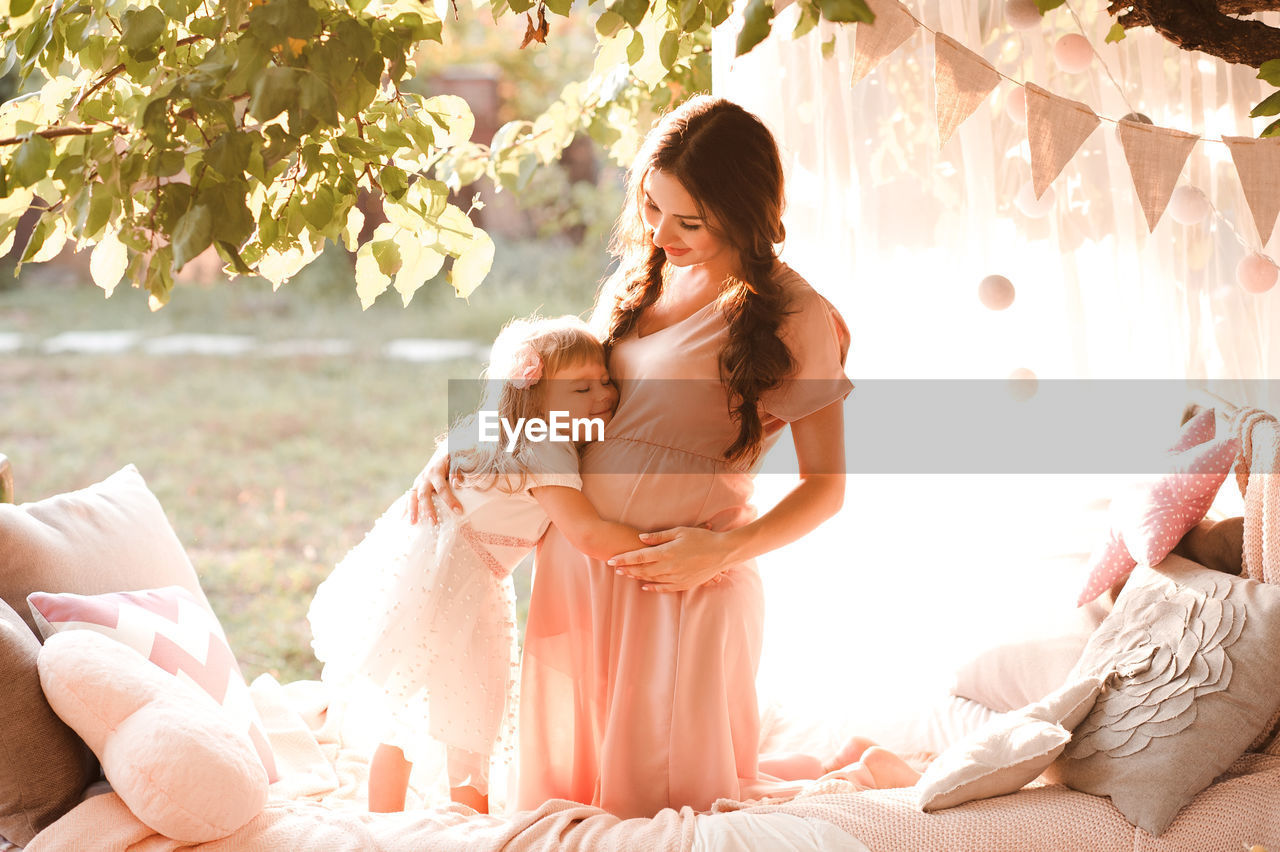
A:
[1108,0,1280,67]
[0,124,126,147]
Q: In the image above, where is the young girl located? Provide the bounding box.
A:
[308,315,644,815]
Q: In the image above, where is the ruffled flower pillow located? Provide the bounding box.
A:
[1077,409,1237,606]
[1055,554,1280,835]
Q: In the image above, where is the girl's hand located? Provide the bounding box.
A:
[406,447,460,526]
[607,527,734,592]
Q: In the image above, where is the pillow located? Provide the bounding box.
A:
[0,599,98,847]
[1055,554,1280,836]
[38,630,267,842]
[0,464,209,640]
[950,596,1108,713]
[28,586,278,783]
[1076,432,1238,606]
[918,675,1104,812]
[1170,516,1244,576]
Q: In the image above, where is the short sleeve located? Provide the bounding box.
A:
[523,439,583,491]
[759,276,854,423]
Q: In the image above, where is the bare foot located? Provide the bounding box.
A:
[825,735,878,774]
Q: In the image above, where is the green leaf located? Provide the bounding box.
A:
[84,186,114,239]
[299,73,339,127]
[249,67,300,122]
[1262,118,1280,139]
[1251,90,1280,118]
[372,237,402,277]
[89,228,128,296]
[1105,22,1125,43]
[659,31,678,69]
[302,188,335,232]
[121,6,166,54]
[610,0,650,28]
[215,239,254,275]
[10,135,53,187]
[1259,59,1280,88]
[595,9,625,36]
[172,204,213,271]
[818,0,872,23]
[10,0,36,17]
[354,240,392,308]
[736,0,775,57]
[792,0,818,37]
[545,0,573,15]
[1034,0,1063,11]
[821,35,834,58]
[380,165,408,201]
[627,29,644,65]
[151,150,186,178]
[450,229,494,299]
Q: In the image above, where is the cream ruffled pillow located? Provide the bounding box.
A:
[1055,554,1280,836]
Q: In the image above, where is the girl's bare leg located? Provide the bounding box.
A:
[758,751,828,781]
[369,743,412,812]
[825,735,877,774]
[832,746,921,789]
[449,785,490,813]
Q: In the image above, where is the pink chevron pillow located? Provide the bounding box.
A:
[27,586,277,783]
[1077,410,1238,607]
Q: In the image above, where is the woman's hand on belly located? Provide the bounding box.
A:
[606,526,735,592]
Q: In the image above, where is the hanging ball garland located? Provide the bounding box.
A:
[1115,111,1153,143]
[1168,185,1210,226]
[1005,87,1028,125]
[1053,34,1093,74]
[1015,180,1055,218]
[1007,368,1039,401]
[1005,0,1042,31]
[979,275,1016,310]
[1237,253,1279,294]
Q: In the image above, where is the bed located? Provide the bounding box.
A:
[3,395,1280,852]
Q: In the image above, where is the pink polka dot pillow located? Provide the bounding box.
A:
[1077,410,1237,607]
[27,586,278,782]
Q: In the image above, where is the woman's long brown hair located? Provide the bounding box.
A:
[604,95,794,466]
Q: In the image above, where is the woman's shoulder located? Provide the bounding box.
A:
[770,261,841,318]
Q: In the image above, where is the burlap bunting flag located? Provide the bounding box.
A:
[1223,136,1280,244]
[1025,83,1100,199]
[1117,119,1199,232]
[851,0,918,87]
[934,33,1000,148]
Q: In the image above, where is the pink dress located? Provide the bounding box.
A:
[516,263,852,817]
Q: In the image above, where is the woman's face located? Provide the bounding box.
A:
[642,169,737,274]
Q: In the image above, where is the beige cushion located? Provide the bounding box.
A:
[1054,554,1280,836]
[919,675,1104,812]
[0,465,208,639]
[0,598,98,846]
[950,595,1108,713]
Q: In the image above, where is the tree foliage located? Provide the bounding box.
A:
[0,0,871,308]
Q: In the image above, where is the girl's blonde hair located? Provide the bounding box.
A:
[452,315,606,493]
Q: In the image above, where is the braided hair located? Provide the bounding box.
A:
[603,96,794,466]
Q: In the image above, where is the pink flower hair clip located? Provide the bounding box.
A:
[509,344,543,390]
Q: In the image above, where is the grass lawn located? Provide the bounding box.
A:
[1,237,606,683]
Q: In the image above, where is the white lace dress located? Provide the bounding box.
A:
[308,440,581,793]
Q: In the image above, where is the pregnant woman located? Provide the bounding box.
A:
[414,96,854,817]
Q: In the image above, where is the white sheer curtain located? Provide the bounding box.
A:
[710,2,1277,746]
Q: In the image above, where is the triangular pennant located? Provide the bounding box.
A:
[851,0,918,86]
[1117,120,1199,232]
[934,33,1000,148]
[1024,83,1100,199]
[1223,136,1280,244]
